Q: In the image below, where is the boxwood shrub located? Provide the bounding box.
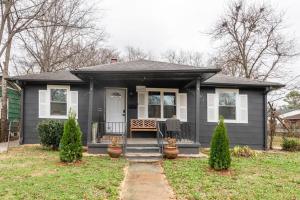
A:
[37,120,64,150]
[281,138,300,151]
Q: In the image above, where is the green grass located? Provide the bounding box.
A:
[0,146,126,200]
[163,152,300,200]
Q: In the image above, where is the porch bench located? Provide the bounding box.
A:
[129,119,158,138]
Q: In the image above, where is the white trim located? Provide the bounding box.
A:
[39,85,79,119]
[214,88,247,124]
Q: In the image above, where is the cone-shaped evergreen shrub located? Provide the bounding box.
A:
[59,112,82,162]
[209,117,231,170]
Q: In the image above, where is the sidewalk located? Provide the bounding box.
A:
[121,162,175,200]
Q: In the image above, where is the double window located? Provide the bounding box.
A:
[148,91,177,119]
[137,87,187,121]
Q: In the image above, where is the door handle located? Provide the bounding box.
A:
[122,109,126,116]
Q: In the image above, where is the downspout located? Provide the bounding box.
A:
[263,86,272,150]
[17,81,24,144]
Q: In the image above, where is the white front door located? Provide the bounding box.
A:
[105,88,126,134]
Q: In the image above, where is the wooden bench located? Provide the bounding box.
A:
[129,119,157,138]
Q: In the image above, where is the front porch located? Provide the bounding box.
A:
[88,121,200,155]
[70,62,218,155]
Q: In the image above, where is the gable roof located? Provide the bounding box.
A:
[72,59,219,73]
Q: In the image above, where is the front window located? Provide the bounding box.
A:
[147,90,177,119]
[50,89,67,116]
[218,91,236,120]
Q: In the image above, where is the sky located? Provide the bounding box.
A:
[98,0,300,83]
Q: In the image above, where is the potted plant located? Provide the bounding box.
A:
[164,137,179,159]
[107,136,122,158]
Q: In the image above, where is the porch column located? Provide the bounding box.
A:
[195,77,201,143]
[87,79,94,144]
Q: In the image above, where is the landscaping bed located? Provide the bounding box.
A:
[0,145,126,200]
[163,151,300,200]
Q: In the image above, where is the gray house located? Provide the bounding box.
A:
[9,60,283,155]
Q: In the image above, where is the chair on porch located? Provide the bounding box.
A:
[165,118,181,139]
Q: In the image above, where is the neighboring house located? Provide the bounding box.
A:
[279,110,300,131]
[0,78,21,122]
[9,60,283,154]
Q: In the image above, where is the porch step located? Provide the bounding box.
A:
[126,146,160,153]
[126,152,162,162]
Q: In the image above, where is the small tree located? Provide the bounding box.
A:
[209,117,231,170]
[59,112,82,162]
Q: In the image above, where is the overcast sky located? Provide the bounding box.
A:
[99,0,300,82]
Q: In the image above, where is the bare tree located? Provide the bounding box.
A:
[0,0,56,141]
[65,46,120,69]
[210,0,298,81]
[162,49,204,67]
[14,0,105,73]
[123,46,153,61]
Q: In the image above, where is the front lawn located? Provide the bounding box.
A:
[0,146,126,200]
[163,152,300,200]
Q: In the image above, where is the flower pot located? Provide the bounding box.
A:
[164,146,179,159]
[107,146,122,158]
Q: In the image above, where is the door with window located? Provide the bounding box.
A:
[105,88,126,134]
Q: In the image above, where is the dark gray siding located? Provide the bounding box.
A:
[22,84,89,145]
[195,87,266,149]
[22,81,266,149]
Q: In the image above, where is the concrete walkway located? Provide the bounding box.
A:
[0,140,19,153]
[121,162,175,200]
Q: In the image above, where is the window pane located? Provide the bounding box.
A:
[148,105,161,118]
[50,89,67,116]
[148,92,160,105]
[51,102,67,115]
[164,92,176,118]
[148,92,161,118]
[219,93,235,106]
[163,92,176,105]
[51,89,67,102]
[164,106,176,118]
[219,106,236,120]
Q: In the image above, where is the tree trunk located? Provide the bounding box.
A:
[0,37,12,142]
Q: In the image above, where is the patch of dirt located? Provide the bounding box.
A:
[56,160,85,167]
[207,167,235,176]
[31,169,58,177]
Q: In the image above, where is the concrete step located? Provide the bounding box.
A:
[126,152,162,162]
[126,146,160,153]
[127,157,162,163]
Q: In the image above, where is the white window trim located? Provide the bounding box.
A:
[47,85,70,119]
[146,88,179,121]
[215,88,240,123]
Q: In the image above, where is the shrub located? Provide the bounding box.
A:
[59,112,83,162]
[37,120,64,150]
[281,138,300,151]
[231,146,257,157]
[209,117,231,170]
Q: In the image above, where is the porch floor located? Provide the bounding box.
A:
[95,138,195,145]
